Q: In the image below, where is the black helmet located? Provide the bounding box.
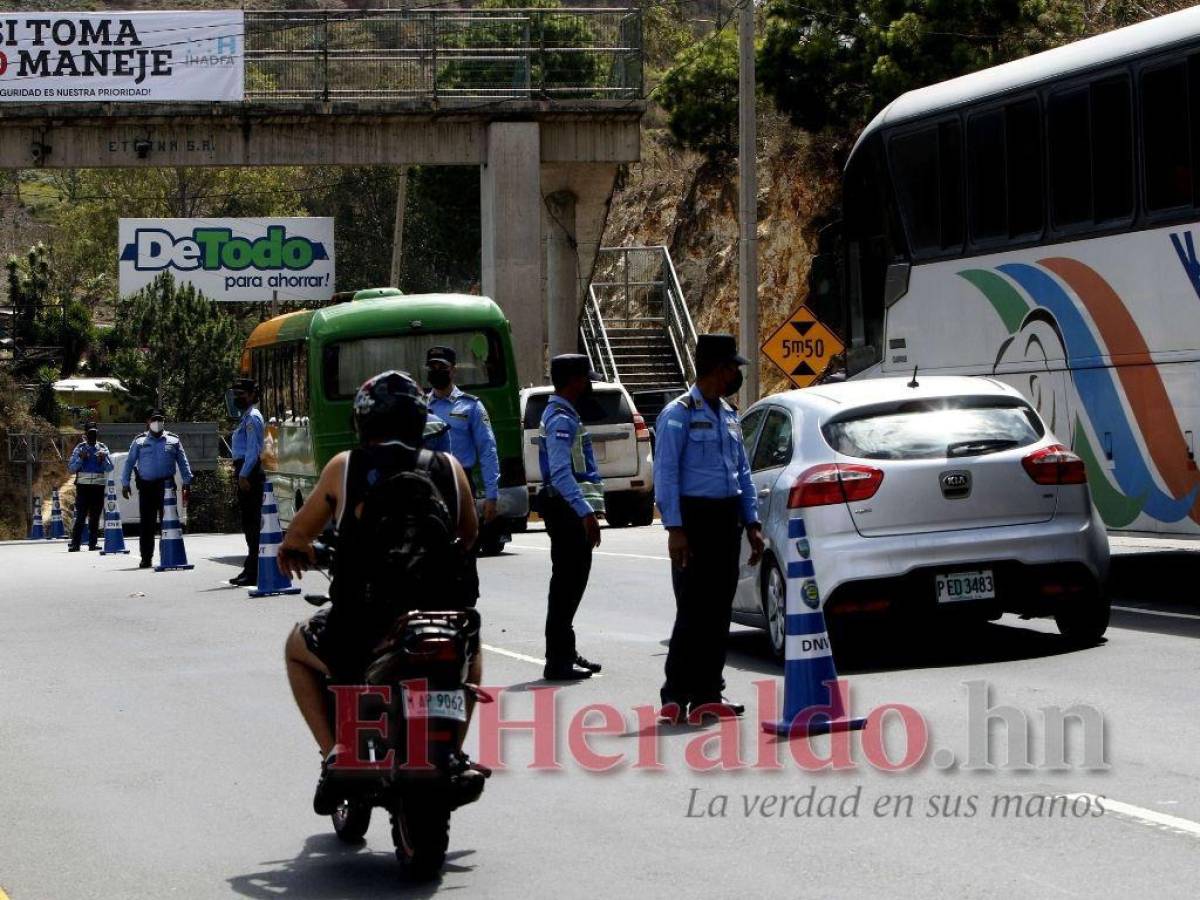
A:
[352,370,427,446]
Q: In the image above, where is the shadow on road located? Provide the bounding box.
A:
[1107,550,1200,639]
[227,832,474,898]
[722,619,1091,677]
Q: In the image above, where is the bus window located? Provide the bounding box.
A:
[968,109,1007,241]
[889,121,963,256]
[323,330,505,399]
[1048,88,1092,228]
[1142,60,1192,211]
[1006,99,1044,238]
[1091,76,1133,222]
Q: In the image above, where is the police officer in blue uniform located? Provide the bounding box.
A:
[229,378,266,587]
[425,346,501,526]
[654,334,764,722]
[121,409,194,569]
[538,354,605,680]
[67,422,113,552]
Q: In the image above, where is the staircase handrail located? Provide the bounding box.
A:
[581,284,620,383]
[657,245,696,382]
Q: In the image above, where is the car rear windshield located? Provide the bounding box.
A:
[523,390,631,429]
[822,398,1044,460]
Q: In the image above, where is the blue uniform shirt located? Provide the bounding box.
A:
[121,431,194,487]
[231,405,265,478]
[427,386,500,500]
[653,385,759,529]
[68,441,114,480]
[538,394,602,519]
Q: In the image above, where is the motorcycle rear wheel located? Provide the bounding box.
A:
[391,798,451,880]
[332,798,372,843]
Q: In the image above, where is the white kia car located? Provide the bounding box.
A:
[732,376,1111,656]
[520,382,655,527]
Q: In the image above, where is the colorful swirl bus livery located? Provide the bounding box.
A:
[241,289,527,544]
[839,6,1200,536]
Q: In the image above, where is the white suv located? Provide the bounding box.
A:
[520,382,655,527]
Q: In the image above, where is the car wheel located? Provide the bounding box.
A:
[1054,589,1111,646]
[630,494,655,527]
[761,556,786,661]
[605,500,632,528]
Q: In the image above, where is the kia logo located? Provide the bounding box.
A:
[940,471,971,497]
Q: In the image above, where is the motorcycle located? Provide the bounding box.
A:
[297,534,492,880]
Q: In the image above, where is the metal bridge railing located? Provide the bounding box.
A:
[244,7,643,103]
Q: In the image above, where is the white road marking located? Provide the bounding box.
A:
[481,643,604,677]
[1065,793,1200,840]
[508,542,669,562]
[1111,605,1200,622]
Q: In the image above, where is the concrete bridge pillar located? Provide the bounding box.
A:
[480,122,543,388]
[544,189,579,362]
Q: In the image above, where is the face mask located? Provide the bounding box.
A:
[581,378,595,398]
[149,421,164,435]
[724,368,744,398]
[233,394,250,411]
[428,369,452,390]
[86,433,98,445]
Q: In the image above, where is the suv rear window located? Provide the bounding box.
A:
[523,391,631,429]
[823,398,1044,460]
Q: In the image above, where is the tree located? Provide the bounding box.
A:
[758,0,1053,137]
[653,29,739,158]
[108,274,241,421]
[6,242,95,378]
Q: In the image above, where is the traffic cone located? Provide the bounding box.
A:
[28,496,44,540]
[48,489,66,539]
[249,481,300,597]
[100,477,129,555]
[762,515,867,738]
[154,484,194,571]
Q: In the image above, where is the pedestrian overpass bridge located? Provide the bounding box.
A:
[0,7,646,385]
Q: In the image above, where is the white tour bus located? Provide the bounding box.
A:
[835,5,1200,537]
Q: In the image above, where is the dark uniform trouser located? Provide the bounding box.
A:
[234,461,265,576]
[136,477,167,563]
[662,497,743,706]
[541,492,593,666]
[71,484,104,548]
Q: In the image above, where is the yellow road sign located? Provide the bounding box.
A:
[761,305,845,388]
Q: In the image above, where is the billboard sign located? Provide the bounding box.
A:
[118,218,336,303]
[0,12,243,103]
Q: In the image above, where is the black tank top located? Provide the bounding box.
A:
[336,443,460,537]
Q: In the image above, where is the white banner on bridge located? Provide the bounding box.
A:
[0,12,244,103]
[118,218,336,303]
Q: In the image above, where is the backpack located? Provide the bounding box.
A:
[333,450,462,614]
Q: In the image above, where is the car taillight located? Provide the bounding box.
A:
[411,636,461,663]
[1022,444,1087,485]
[633,413,651,441]
[788,463,884,508]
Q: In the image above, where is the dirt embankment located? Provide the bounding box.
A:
[601,119,840,396]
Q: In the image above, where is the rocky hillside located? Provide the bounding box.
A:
[602,118,840,396]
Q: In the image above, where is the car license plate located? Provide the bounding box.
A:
[935,570,995,602]
[402,688,467,723]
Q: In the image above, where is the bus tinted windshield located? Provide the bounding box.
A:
[323,330,505,398]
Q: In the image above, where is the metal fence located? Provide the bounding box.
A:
[244,7,643,102]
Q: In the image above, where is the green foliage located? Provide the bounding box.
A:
[301,167,401,293]
[6,242,95,378]
[399,167,482,294]
[187,465,240,534]
[439,0,601,96]
[109,274,241,421]
[759,0,1055,135]
[654,29,739,158]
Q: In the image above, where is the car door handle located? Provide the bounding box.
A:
[757,488,771,497]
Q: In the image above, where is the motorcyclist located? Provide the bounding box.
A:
[279,370,481,815]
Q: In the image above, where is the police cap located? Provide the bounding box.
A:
[147,408,165,421]
[230,377,258,393]
[426,345,457,367]
[695,334,749,373]
[550,354,600,388]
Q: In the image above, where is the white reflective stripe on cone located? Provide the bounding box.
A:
[784,631,834,661]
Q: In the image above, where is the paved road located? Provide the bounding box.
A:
[1,527,1199,899]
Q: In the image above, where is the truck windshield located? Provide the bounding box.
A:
[323,330,505,398]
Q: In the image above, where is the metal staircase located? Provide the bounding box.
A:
[580,246,696,423]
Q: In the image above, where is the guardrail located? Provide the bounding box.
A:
[580,287,619,383]
[244,7,643,103]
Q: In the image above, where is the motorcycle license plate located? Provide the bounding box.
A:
[402,688,468,723]
[934,570,995,603]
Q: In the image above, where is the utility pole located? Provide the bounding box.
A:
[737,0,759,407]
[390,169,408,288]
